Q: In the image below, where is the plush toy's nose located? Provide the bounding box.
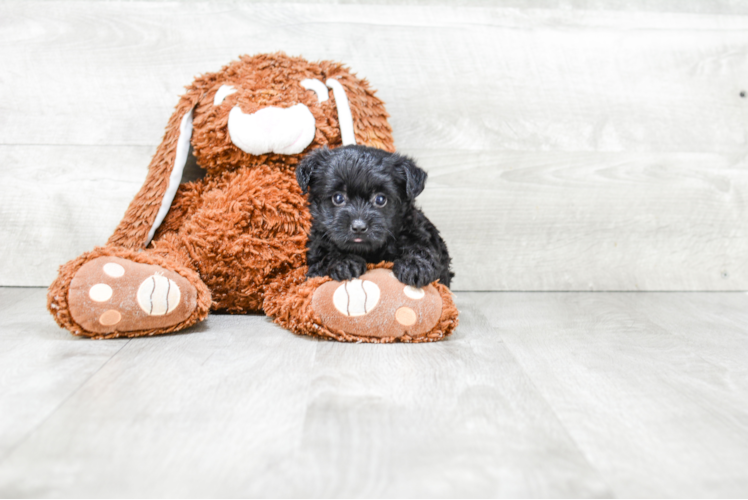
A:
[350,219,368,233]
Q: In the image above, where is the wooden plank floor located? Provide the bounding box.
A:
[2,288,748,497]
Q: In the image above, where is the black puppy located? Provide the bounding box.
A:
[296,145,453,288]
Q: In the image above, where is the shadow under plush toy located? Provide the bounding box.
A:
[47,53,459,343]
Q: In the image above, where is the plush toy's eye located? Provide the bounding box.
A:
[332,193,346,206]
[300,79,329,103]
[373,194,387,207]
[214,85,237,106]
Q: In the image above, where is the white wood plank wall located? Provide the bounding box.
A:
[1,1,746,290]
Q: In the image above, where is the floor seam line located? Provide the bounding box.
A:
[468,302,619,498]
[0,338,133,466]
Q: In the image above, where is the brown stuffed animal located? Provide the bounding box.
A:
[47,53,458,343]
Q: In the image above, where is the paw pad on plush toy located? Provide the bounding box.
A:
[403,286,425,300]
[103,262,125,277]
[136,273,181,316]
[312,268,442,339]
[67,257,197,334]
[331,279,380,316]
[46,54,458,342]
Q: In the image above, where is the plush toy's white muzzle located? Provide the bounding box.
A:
[145,78,357,245]
[228,103,316,156]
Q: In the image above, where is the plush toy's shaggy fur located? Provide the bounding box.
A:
[47,53,458,343]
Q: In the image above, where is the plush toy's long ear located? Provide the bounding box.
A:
[320,63,395,153]
[296,146,332,194]
[107,88,203,249]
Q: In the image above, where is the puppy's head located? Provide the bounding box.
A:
[297,145,427,253]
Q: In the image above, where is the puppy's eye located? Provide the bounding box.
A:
[373,194,387,207]
[332,193,346,206]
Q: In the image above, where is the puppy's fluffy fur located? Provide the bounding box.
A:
[297,145,453,288]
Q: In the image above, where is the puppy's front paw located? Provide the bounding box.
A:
[306,262,326,278]
[393,257,439,288]
[328,255,368,282]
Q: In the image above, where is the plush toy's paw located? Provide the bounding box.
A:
[311,268,443,340]
[67,256,198,335]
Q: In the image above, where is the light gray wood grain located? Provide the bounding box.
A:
[0,309,319,498]
[638,293,748,381]
[2,3,746,151]
[0,290,610,498]
[3,145,746,291]
[0,145,155,286]
[0,288,39,319]
[2,1,748,290]
[0,288,127,462]
[51,0,748,13]
[3,288,748,497]
[474,291,748,497]
[411,150,748,291]
[248,302,609,497]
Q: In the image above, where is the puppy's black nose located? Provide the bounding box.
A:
[350,219,368,233]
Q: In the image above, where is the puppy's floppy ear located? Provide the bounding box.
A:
[392,154,427,200]
[297,146,332,194]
